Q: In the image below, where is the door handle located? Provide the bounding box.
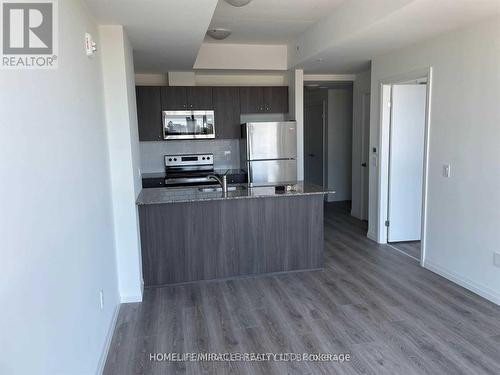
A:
[361,162,367,167]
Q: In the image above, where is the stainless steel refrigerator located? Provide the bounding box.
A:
[240,121,297,186]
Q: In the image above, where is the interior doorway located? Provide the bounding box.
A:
[387,83,427,260]
[360,93,370,221]
[303,82,353,204]
[304,101,324,187]
[377,69,432,265]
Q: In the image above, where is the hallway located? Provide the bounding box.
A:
[104,203,500,375]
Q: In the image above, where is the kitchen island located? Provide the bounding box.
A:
[137,183,333,286]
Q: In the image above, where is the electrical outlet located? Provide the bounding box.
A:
[494,252,500,268]
[99,290,104,310]
[443,164,451,178]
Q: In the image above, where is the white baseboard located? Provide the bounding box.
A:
[366,231,378,242]
[350,210,362,220]
[120,293,143,303]
[96,304,120,375]
[424,260,500,306]
[120,281,144,303]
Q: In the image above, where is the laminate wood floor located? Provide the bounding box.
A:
[388,241,421,260]
[104,202,500,375]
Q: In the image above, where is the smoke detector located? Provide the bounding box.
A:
[224,0,252,6]
[206,28,231,40]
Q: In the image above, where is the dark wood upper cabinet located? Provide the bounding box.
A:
[240,87,264,113]
[137,85,288,141]
[186,87,213,109]
[239,86,288,114]
[136,86,163,141]
[161,86,213,110]
[264,86,289,113]
[161,86,187,110]
[213,87,241,139]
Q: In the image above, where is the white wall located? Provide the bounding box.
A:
[168,71,196,86]
[135,73,167,86]
[369,16,500,304]
[100,26,143,303]
[287,69,304,180]
[135,71,289,87]
[0,0,120,373]
[351,69,371,218]
[196,72,288,86]
[327,89,353,201]
[195,43,288,70]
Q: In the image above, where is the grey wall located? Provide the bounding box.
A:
[140,114,287,173]
[0,0,119,373]
[327,88,353,202]
[140,139,240,173]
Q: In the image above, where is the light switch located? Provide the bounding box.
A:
[443,164,451,178]
[494,252,500,268]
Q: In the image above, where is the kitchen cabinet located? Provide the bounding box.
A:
[161,86,213,110]
[187,87,213,109]
[138,194,324,286]
[161,86,187,110]
[239,86,288,114]
[142,177,165,188]
[136,86,163,141]
[136,85,288,142]
[213,87,241,139]
[240,87,264,113]
[263,86,289,113]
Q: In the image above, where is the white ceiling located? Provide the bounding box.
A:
[205,0,345,44]
[85,0,218,72]
[85,0,500,74]
[294,0,500,73]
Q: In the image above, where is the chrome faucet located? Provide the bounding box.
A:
[207,170,229,193]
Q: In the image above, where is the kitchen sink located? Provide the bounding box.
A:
[198,185,246,193]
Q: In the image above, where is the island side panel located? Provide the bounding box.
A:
[139,195,324,286]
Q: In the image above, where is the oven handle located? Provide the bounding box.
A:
[164,177,212,185]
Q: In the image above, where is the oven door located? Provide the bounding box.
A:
[163,110,215,140]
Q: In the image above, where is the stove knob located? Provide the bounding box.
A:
[174,158,177,161]
[207,156,210,160]
[202,157,205,160]
[168,158,172,162]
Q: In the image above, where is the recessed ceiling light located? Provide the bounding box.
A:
[224,0,252,6]
[206,28,231,40]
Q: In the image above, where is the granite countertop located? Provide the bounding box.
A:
[136,182,335,205]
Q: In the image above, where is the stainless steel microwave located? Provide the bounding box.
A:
[163,110,215,140]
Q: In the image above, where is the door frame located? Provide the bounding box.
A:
[360,92,370,221]
[376,67,433,267]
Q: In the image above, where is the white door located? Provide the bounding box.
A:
[388,84,426,242]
